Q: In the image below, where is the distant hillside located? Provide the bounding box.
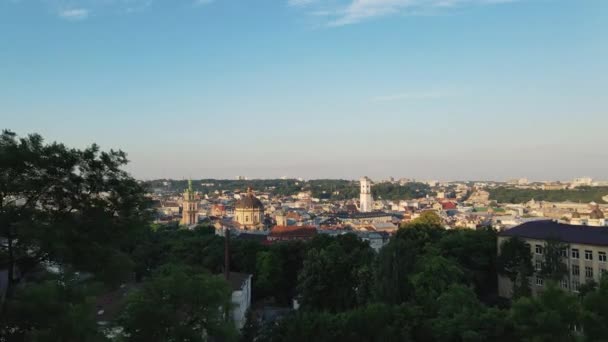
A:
[143,179,431,201]
[488,186,608,204]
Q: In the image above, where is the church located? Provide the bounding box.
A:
[234,187,265,230]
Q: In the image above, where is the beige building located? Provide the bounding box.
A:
[234,188,265,230]
[570,204,607,227]
[498,220,608,298]
[180,180,198,226]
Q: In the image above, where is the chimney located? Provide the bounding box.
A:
[224,226,230,281]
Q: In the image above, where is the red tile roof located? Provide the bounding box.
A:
[442,202,457,210]
[268,225,317,240]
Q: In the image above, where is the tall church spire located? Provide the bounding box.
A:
[181,179,198,226]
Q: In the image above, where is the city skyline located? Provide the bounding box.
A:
[2,0,607,180]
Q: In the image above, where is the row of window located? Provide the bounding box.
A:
[571,265,599,278]
[537,278,584,292]
[535,244,607,262]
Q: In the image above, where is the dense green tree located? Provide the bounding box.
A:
[488,186,608,204]
[133,225,225,276]
[0,274,105,342]
[120,264,236,342]
[374,225,445,304]
[297,234,374,312]
[510,283,581,342]
[497,237,534,298]
[261,304,415,342]
[231,239,263,275]
[432,285,512,342]
[407,211,443,227]
[411,254,465,311]
[269,241,307,305]
[0,130,150,290]
[540,239,568,282]
[438,228,498,298]
[582,276,608,340]
[254,250,282,299]
[162,227,225,273]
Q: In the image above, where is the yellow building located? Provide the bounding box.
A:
[180,180,198,226]
[234,188,264,230]
[498,220,608,298]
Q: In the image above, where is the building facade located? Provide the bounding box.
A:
[498,220,608,298]
[359,176,373,213]
[228,272,252,330]
[180,180,198,226]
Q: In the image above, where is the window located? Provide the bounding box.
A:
[601,269,607,278]
[572,265,580,276]
[599,252,607,263]
[561,279,569,289]
[572,249,579,259]
[585,250,593,261]
[536,277,544,286]
[572,279,580,292]
[560,248,568,258]
[535,260,542,271]
[585,266,594,278]
[535,244,543,255]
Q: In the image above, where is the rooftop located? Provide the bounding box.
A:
[268,225,317,239]
[499,220,608,246]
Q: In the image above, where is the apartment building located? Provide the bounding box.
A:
[498,220,608,298]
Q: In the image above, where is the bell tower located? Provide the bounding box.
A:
[359,176,373,213]
[181,179,198,226]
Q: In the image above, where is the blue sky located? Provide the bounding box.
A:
[1,0,607,181]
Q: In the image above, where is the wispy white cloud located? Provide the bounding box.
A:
[7,0,214,20]
[58,8,89,20]
[290,0,519,27]
[372,90,446,102]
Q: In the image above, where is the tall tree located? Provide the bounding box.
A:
[510,283,581,342]
[0,130,151,290]
[539,238,568,282]
[411,254,465,312]
[120,264,236,342]
[432,285,513,342]
[438,228,498,298]
[254,250,282,299]
[374,225,445,304]
[0,274,105,341]
[297,234,374,312]
[582,276,608,340]
[497,237,534,298]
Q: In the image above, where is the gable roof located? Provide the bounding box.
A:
[499,220,608,246]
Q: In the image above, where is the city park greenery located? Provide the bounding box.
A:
[2,130,608,341]
[488,186,608,204]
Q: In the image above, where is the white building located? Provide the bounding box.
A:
[572,177,593,187]
[359,176,373,213]
[228,272,252,330]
